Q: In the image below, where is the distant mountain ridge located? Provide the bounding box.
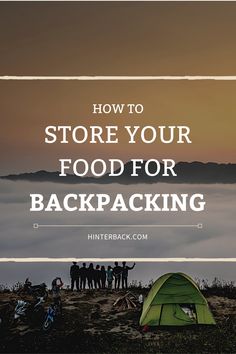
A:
[1,161,236,184]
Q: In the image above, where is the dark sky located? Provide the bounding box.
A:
[1,2,236,75]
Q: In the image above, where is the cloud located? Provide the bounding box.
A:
[0,180,235,284]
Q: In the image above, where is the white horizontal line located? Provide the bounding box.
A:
[33,223,203,228]
[1,1,236,3]
[1,76,236,81]
[0,258,236,262]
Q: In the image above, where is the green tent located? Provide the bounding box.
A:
[140,272,215,326]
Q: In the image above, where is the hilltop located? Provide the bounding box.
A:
[1,161,236,184]
[0,288,236,353]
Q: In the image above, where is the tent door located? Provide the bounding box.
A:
[160,304,196,326]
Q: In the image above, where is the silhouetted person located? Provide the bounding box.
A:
[122,262,135,289]
[106,265,113,289]
[70,261,80,291]
[87,263,94,289]
[100,266,106,289]
[94,265,101,289]
[80,262,87,290]
[113,262,122,290]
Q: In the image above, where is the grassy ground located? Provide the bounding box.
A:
[0,282,236,353]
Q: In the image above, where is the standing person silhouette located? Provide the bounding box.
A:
[122,262,136,289]
[106,266,113,290]
[80,263,87,290]
[113,262,122,290]
[100,266,106,289]
[70,262,80,291]
[94,264,101,289]
[87,263,94,289]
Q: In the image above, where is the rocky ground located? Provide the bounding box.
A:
[0,289,236,353]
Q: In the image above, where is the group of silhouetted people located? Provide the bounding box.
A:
[70,261,136,291]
